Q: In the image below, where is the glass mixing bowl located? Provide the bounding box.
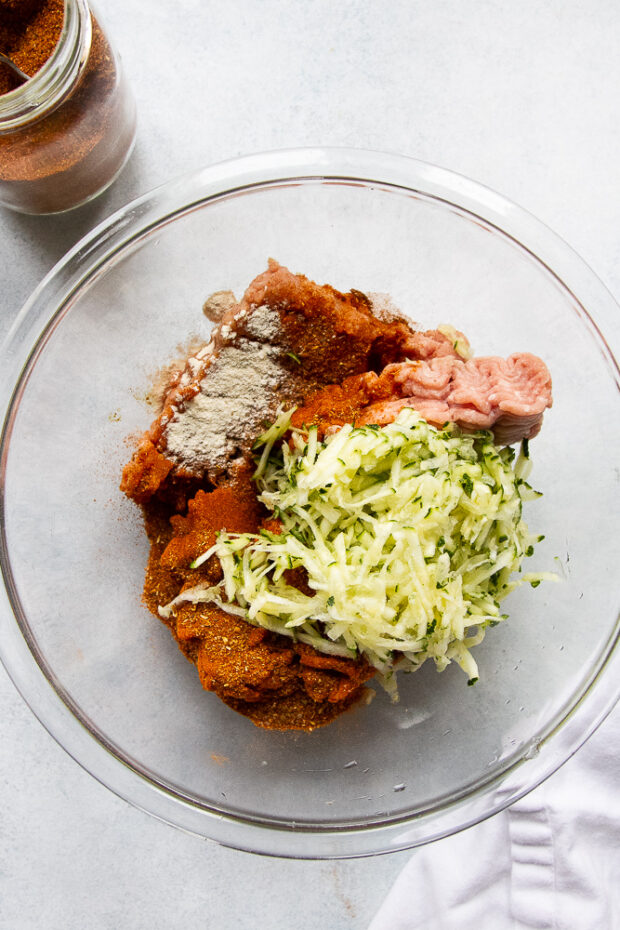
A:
[1,149,619,858]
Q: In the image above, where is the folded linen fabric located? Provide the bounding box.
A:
[368,703,620,930]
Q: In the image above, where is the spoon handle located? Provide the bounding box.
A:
[0,52,29,86]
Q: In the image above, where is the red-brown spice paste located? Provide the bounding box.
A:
[121,263,453,731]
[121,262,552,732]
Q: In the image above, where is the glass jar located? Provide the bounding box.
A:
[0,0,136,214]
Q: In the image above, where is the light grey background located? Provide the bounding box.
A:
[1,2,619,927]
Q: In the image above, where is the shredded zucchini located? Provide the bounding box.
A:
[162,408,551,695]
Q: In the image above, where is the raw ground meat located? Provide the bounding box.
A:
[122,262,552,730]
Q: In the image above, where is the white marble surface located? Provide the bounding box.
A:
[1,1,619,927]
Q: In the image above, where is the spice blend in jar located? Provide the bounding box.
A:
[0,0,136,213]
[0,0,64,94]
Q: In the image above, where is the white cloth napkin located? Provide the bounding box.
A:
[369,703,620,930]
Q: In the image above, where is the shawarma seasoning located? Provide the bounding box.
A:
[0,0,136,213]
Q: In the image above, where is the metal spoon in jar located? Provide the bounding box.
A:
[0,53,29,86]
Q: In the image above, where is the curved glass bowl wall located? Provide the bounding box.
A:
[0,149,619,858]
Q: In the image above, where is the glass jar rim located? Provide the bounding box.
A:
[0,0,91,131]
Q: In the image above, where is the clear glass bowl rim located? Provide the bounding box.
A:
[1,147,619,859]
